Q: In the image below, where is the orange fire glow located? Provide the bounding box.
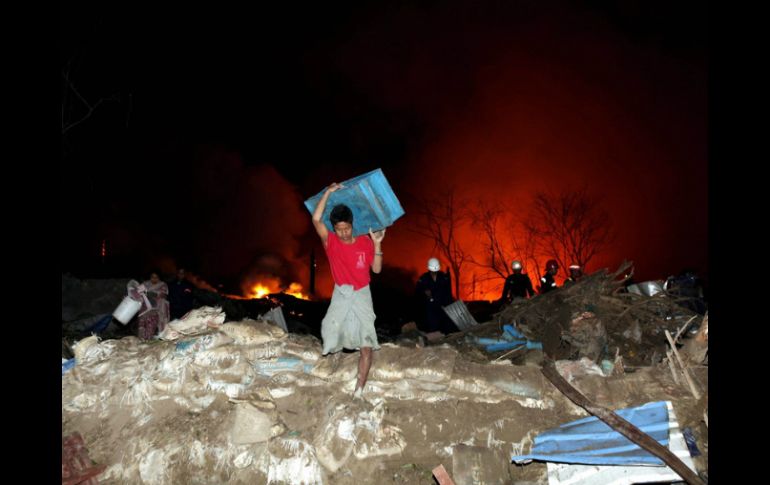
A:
[244,278,310,300]
[248,283,274,299]
[285,282,310,300]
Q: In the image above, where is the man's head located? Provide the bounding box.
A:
[427,258,441,272]
[511,260,522,273]
[177,268,186,281]
[546,259,559,275]
[330,204,354,242]
[569,264,582,280]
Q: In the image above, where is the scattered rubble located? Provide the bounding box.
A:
[62,263,708,484]
[488,261,703,367]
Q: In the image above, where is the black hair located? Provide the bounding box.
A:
[330,204,353,226]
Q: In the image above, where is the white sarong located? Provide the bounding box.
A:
[321,284,380,355]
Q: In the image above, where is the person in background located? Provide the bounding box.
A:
[539,259,560,294]
[415,257,456,334]
[499,260,537,305]
[136,270,170,340]
[563,264,584,287]
[168,267,195,320]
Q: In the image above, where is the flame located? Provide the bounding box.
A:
[248,283,274,299]
[245,278,310,300]
[285,282,310,300]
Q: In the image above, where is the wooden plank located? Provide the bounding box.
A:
[665,330,702,399]
[432,464,456,485]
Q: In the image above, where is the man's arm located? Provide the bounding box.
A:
[312,183,343,247]
[369,228,385,274]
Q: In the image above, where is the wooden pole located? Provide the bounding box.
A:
[665,349,681,386]
[665,330,701,400]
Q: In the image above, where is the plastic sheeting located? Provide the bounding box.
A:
[62,358,76,376]
[474,324,543,352]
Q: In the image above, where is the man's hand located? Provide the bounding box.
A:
[369,227,385,274]
[369,228,386,242]
[327,182,344,193]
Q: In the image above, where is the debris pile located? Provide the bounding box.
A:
[62,262,708,484]
[490,262,703,367]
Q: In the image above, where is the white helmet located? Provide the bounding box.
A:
[427,258,441,272]
[511,260,522,271]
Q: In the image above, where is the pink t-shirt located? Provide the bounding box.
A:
[325,232,374,290]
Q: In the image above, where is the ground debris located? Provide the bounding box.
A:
[488,262,701,366]
[63,288,707,484]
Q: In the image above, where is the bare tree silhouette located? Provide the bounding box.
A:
[411,187,470,300]
[525,187,613,274]
[469,200,539,296]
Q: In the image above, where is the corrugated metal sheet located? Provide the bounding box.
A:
[442,300,478,331]
[512,401,674,466]
[545,401,698,484]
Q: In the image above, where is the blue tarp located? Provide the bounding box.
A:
[253,357,314,376]
[503,324,526,339]
[485,341,525,352]
[175,339,195,352]
[511,401,670,466]
[62,358,76,376]
[474,324,542,352]
[486,340,542,352]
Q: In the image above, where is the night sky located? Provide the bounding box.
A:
[61,0,707,299]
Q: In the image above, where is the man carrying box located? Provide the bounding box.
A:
[312,182,386,400]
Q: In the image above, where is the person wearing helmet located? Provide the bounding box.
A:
[539,259,559,294]
[311,182,386,400]
[498,260,536,305]
[564,264,583,287]
[415,257,456,334]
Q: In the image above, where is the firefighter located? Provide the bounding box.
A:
[499,260,536,305]
[539,259,559,294]
[415,257,456,334]
[564,264,584,286]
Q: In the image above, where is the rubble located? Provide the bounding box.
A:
[492,261,702,367]
[62,262,708,484]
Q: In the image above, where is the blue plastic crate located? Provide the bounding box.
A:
[304,168,405,236]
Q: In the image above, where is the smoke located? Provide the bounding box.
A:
[185,272,218,293]
[185,146,311,293]
[315,1,707,289]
